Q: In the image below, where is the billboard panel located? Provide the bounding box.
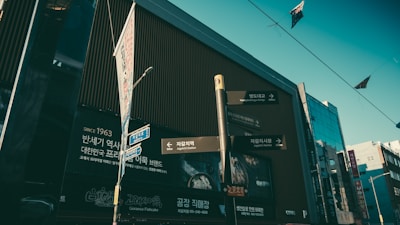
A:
[62,108,274,222]
[348,150,360,178]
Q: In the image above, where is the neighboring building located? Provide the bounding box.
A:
[347,141,400,225]
[385,140,400,153]
[0,1,319,224]
[298,83,355,224]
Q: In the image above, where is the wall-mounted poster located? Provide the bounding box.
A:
[61,107,275,222]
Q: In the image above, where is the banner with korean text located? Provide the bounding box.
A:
[113,2,136,134]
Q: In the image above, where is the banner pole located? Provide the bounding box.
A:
[112,134,126,225]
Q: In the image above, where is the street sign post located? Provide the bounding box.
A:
[128,124,150,146]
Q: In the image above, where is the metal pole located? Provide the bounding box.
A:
[112,135,126,225]
[214,74,237,225]
[370,172,390,225]
[214,74,228,183]
[112,67,153,225]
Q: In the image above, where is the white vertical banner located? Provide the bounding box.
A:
[113,2,136,135]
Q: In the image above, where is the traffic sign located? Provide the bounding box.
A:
[161,136,220,155]
[124,143,142,161]
[226,90,279,105]
[231,135,286,151]
[128,124,150,145]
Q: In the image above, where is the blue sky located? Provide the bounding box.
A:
[168,0,400,146]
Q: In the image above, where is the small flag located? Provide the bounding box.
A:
[354,75,371,89]
[290,0,304,28]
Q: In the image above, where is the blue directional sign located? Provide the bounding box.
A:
[124,143,142,161]
[128,124,150,146]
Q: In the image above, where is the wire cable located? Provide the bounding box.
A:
[248,0,397,126]
[107,0,116,50]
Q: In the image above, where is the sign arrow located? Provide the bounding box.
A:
[226,90,279,105]
[231,135,286,151]
[161,136,220,155]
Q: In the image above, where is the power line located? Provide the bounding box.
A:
[247,0,398,126]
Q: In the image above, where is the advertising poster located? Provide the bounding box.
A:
[65,108,178,184]
[62,108,274,221]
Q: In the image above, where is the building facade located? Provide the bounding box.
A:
[0,0,319,224]
[347,141,400,225]
[298,83,355,224]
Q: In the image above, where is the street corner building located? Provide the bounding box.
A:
[0,0,352,224]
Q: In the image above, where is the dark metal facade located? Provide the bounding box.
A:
[0,0,317,224]
[77,1,315,223]
[80,1,292,137]
[0,0,36,88]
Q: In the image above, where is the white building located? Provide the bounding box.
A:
[384,140,400,154]
[347,140,400,225]
[348,141,384,171]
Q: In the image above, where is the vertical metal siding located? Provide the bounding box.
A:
[0,0,36,88]
[79,0,129,112]
[79,1,284,136]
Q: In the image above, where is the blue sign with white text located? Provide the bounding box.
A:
[128,125,150,145]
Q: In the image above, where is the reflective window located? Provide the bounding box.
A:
[306,95,345,152]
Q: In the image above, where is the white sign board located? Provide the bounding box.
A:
[113,3,136,133]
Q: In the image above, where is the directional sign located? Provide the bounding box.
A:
[124,143,142,161]
[231,135,286,151]
[226,91,279,105]
[128,124,150,146]
[161,136,220,155]
[227,110,261,130]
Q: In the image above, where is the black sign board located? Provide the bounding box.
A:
[226,91,279,105]
[231,135,286,151]
[161,136,220,155]
[227,110,261,130]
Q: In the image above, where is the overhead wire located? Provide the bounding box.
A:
[106,0,116,51]
[247,0,398,126]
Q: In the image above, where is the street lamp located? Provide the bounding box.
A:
[369,172,390,225]
[132,66,153,90]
